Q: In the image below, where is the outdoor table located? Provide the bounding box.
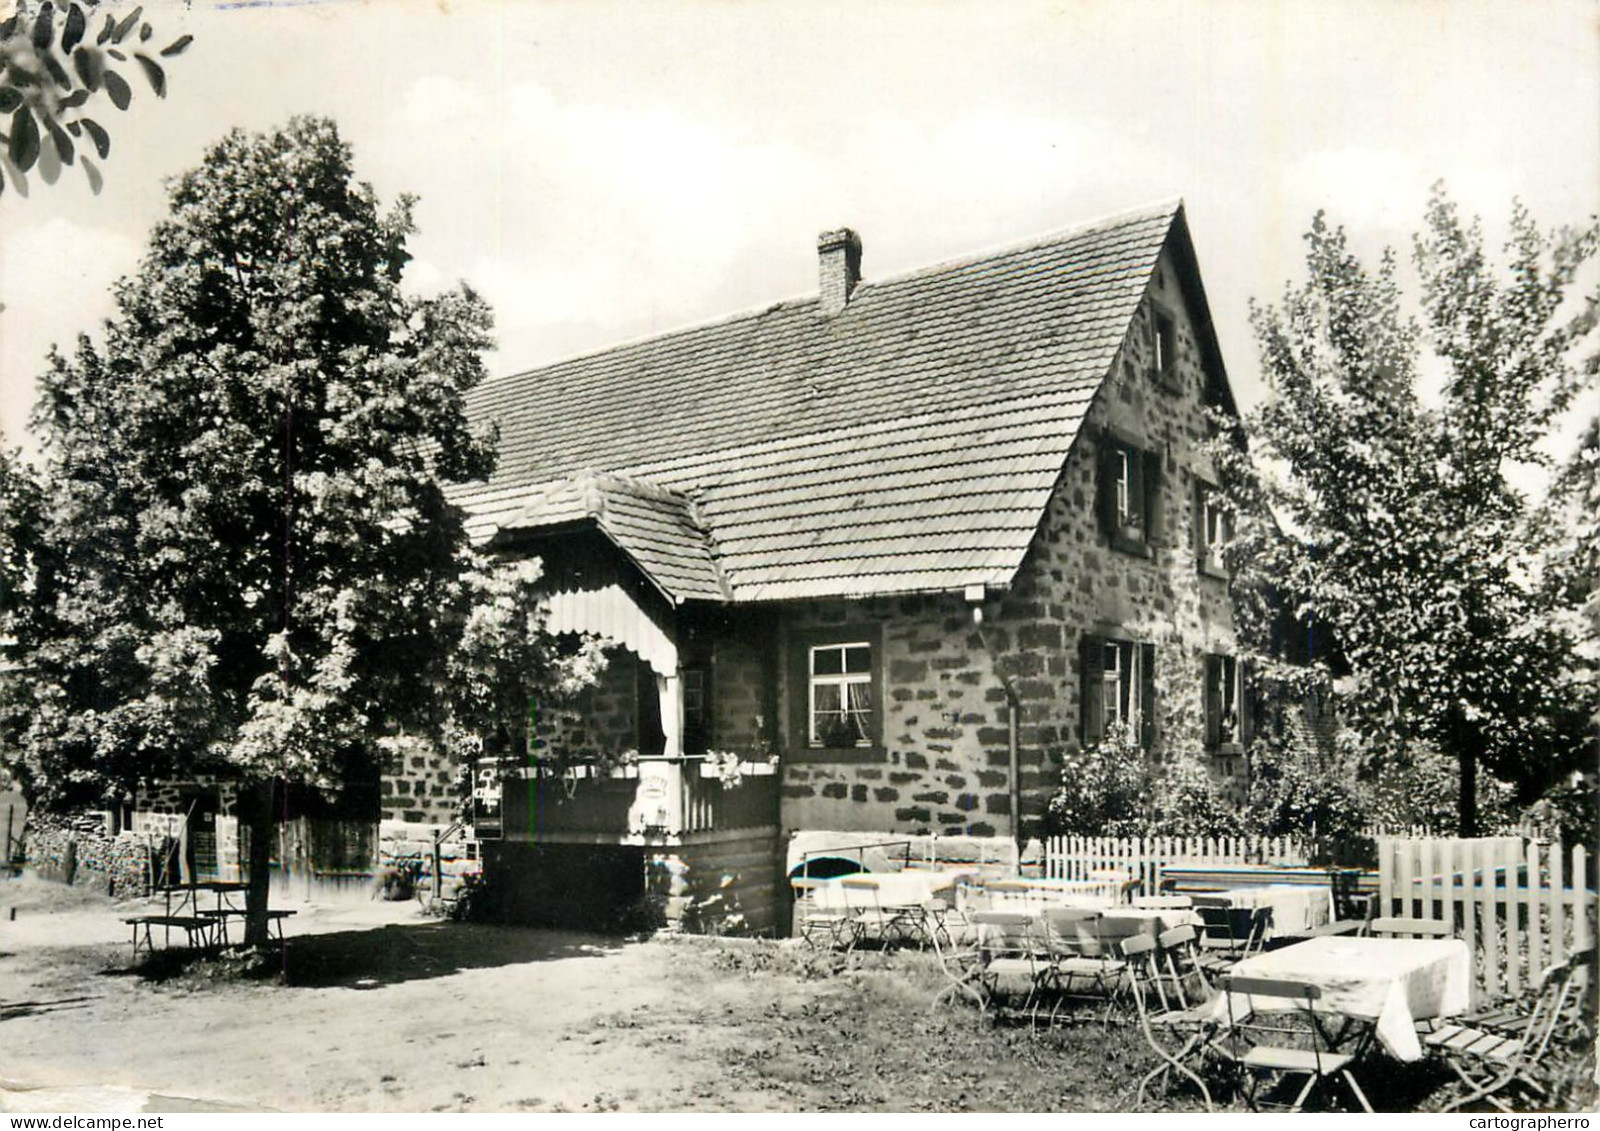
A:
[1211,935,1472,1061]
[807,869,971,911]
[1212,884,1335,938]
[1054,907,1203,955]
[979,877,1120,909]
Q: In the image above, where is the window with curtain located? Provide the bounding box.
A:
[808,642,873,748]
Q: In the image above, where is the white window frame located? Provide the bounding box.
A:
[1200,485,1231,574]
[807,641,873,748]
[1217,655,1242,746]
[1101,639,1146,741]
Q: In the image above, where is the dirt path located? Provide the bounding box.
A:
[0,876,787,1112]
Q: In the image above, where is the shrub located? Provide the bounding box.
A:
[1045,731,1146,836]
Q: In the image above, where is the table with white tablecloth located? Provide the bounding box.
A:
[806,869,973,911]
[1208,884,1335,938]
[1212,935,1473,1061]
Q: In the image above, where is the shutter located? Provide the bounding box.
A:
[1203,654,1222,748]
[1143,448,1164,544]
[1096,439,1118,538]
[1193,480,1206,565]
[1139,643,1157,751]
[1240,659,1257,747]
[1079,633,1104,746]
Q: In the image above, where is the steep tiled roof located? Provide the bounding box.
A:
[459,201,1186,602]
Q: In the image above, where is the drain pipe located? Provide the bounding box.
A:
[968,587,1024,856]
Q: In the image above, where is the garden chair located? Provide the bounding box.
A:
[1041,907,1131,1024]
[1156,923,1213,1011]
[1123,933,1222,1111]
[1424,946,1594,1112]
[1218,974,1374,1113]
[840,875,920,949]
[970,909,1048,1024]
[1191,897,1270,974]
[1364,916,1455,939]
[928,903,988,1016]
[793,879,857,952]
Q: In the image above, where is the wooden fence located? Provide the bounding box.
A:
[1377,836,1597,1002]
[1043,834,1309,894]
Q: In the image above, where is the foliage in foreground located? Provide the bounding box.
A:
[1,0,191,196]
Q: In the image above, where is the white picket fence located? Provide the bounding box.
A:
[1377,836,1597,1001]
[1043,834,1310,895]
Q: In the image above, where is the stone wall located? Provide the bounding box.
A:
[771,246,1242,840]
[380,738,462,826]
[532,645,641,762]
[23,812,153,896]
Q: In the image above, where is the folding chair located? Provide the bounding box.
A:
[971,909,1048,1024]
[1041,908,1130,1024]
[841,875,919,949]
[1364,916,1455,939]
[794,879,858,951]
[1426,946,1594,1112]
[1123,934,1221,1110]
[1155,923,1213,1011]
[1192,897,1270,975]
[1219,974,1374,1113]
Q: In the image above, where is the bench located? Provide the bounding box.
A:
[124,915,217,959]
[197,907,297,947]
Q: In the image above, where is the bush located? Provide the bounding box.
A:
[1144,755,1234,838]
[1045,731,1147,836]
[1245,739,1370,864]
[1045,732,1232,838]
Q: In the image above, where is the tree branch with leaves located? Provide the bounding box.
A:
[1,0,190,196]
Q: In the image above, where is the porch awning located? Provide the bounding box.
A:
[545,584,679,675]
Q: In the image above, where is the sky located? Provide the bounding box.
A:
[1,0,1597,454]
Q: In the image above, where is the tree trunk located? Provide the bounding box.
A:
[243,777,278,949]
[1456,718,1479,838]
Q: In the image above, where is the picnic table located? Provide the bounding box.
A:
[1207,934,1473,1062]
[124,881,294,956]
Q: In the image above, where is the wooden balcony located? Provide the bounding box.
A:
[497,757,779,847]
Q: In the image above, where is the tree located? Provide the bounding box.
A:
[1,0,191,197]
[0,116,592,947]
[1215,185,1600,835]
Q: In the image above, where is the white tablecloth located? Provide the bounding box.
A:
[1212,884,1335,937]
[981,877,1121,908]
[1216,935,1472,1061]
[807,870,970,911]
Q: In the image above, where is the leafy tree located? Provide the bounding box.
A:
[1215,186,1600,835]
[1,0,190,196]
[0,116,591,947]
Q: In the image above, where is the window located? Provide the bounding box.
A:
[682,667,708,756]
[808,642,873,747]
[788,626,883,759]
[1098,436,1162,555]
[1203,654,1252,751]
[1195,481,1233,577]
[1079,633,1156,751]
[1152,309,1178,385]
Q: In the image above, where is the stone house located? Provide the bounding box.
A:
[436,200,1265,933]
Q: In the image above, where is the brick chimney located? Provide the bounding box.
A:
[817,227,862,316]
